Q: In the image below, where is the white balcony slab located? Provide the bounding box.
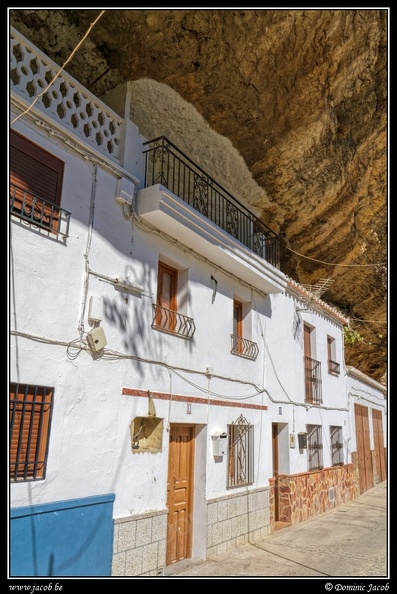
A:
[136,185,287,295]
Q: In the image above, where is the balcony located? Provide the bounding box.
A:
[137,137,287,295]
[304,356,322,404]
[10,27,123,164]
[230,335,259,361]
[143,137,279,265]
[10,183,71,238]
[151,304,196,340]
[328,359,340,375]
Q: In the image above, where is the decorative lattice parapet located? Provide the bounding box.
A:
[10,27,122,162]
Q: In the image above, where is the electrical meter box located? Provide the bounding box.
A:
[212,432,228,456]
[87,326,107,352]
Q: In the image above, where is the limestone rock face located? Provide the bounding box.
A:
[9,9,388,384]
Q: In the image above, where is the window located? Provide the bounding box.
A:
[156,261,178,332]
[307,424,323,471]
[330,426,344,466]
[304,324,322,403]
[10,130,64,234]
[227,414,254,487]
[232,299,243,353]
[9,383,54,481]
[327,336,340,375]
[230,299,259,360]
[152,261,196,339]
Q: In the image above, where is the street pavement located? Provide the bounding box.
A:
[164,481,389,579]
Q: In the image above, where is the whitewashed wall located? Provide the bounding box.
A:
[10,80,356,522]
[10,104,269,519]
[346,366,387,453]
[264,291,349,473]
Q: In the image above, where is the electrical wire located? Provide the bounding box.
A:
[280,240,386,268]
[349,317,387,324]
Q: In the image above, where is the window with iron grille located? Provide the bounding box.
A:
[307,424,323,471]
[227,415,254,487]
[330,425,344,466]
[10,130,66,235]
[9,383,54,481]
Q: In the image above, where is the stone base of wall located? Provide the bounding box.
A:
[111,509,167,577]
[350,452,361,497]
[269,465,355,532]
[111,489,270,576]
[206,487,270,559]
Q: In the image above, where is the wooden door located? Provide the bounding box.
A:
[272,424,280,522]
[354,404,373,493]
[372,409,386,482]
[166,425,194,565]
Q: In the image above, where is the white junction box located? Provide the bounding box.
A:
[212,432,228,456]
[87,326,107,352]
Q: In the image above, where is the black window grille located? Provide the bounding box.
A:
[227,415,254,487]
[330,426,344,466]
[307,424,323,471]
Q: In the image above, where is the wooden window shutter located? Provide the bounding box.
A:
[9,383,53,481]
[304,324,312,359]
[10,130,64,206]
[233,300,243,338]
[157,262,178,311]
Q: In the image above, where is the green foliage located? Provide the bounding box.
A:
[343,326,364,345]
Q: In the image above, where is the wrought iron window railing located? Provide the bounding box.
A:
[307,424,324,471]
[151,304,196,339]
[10,183,71,238]
[143,136,280,268]
[230,334,259,361]
[304,356,322,404]
[227,415,254,488]
[328,359,340,375]
[330,426,344,466]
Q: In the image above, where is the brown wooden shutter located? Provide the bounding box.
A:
[156,262,178,331]
[9,384,53,481]
[10,130,64,205]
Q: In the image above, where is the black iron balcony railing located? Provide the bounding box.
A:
[328,359,340,375]
[151,304,196,339]
[10,183,71,238]
[230,334,259,361]
[304,356,322,404]
[143,136,280,268]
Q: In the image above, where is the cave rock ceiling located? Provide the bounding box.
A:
[9,8,388,384]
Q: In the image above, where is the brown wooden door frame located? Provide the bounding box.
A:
[166,424,195,566]
[272,423,280,522]
[372,409,386,482]
[354,403,373,493]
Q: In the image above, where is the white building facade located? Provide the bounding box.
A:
[9,27,387,577]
